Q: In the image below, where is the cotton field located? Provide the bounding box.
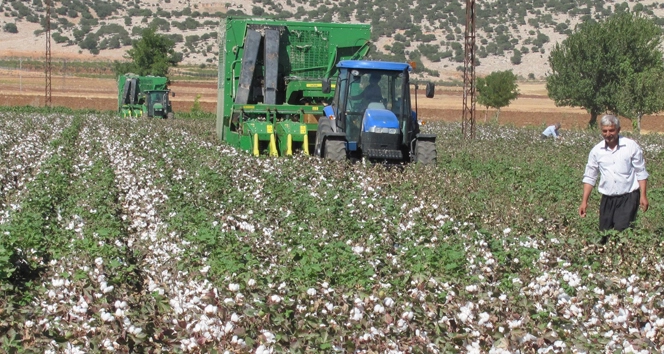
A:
[0,110,663,353]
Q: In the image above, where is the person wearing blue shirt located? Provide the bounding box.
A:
[578,115,649,243]
[541,123,561,140]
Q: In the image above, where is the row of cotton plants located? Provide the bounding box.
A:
[0,111,663,353]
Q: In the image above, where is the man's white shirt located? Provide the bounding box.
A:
[582,136,649,196]
[542,125,558,138]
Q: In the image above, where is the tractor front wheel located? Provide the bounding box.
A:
[324,139,346,161]
[415,140,436,165]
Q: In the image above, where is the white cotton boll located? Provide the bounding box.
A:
[95,257,104,266]
[374,304,385,314]
[499,294,507,301]
[478,312,490,326]
[224,322,234,334]
[229,283,240,292]
[101,312,114,322]
[466,285,478,292]
[25,320,34,328]
[231,313,240,322]
[646,328,656,339]
[270,295,282,303]
[187,340,198,351]
[262,330,276,344]
[655,318,664,327]
[247,279,256,286]
[224,298,235,305]
[114,309,125,318]
[401,311,414,321]
[200,266,210,274]
[458,306,473,324]
[633,296,642,306]
[508,319,522,328]
[307,288,316,296]
[47,290,56,298]
[205,305,218,315]
[503,228,511,234]
[384,297,395,308]
[102,339,113,349]
[326,302,334,312]
[52,278,64,287]
[466,341,481,354]
[351,308,363,321]
[613,315,627,324]
[102,285,114,293]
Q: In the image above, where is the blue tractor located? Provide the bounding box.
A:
[315,60,436,165]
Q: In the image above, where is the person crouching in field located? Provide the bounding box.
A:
[541,122,562,140]
[578,114,649,244]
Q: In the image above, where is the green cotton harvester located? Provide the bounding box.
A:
[216,17,371,156]
[118,74,175,119]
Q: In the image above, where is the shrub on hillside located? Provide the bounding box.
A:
[3,22,18,33]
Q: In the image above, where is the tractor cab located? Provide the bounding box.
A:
[317,60,436,164]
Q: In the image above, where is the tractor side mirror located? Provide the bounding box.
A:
[321,78,331,94]
[425,82,435,98]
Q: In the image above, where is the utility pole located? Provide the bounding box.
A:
[462,0,476,140]
[45,0,52,107]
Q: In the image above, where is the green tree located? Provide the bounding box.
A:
[616,68,664,133]
[476,70,519,122]
[547,13,664,127]
[113,28,182,77]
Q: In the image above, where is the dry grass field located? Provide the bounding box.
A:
[2,68,663,133]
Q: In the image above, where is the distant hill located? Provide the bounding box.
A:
[1,0,662,81]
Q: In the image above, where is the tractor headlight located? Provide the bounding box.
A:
[368,126,399,134]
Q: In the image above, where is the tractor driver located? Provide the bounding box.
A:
[351,73,384,110]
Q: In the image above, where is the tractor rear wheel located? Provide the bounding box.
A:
[324,139,346,161]
[415,140,436,165]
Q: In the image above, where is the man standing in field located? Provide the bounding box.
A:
[578,115,649,241]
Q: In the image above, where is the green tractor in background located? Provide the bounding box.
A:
[118,74,175,119]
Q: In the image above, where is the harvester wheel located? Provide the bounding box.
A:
[415,140,436,165]
[167,112,175,119]
[324,139,346,161]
